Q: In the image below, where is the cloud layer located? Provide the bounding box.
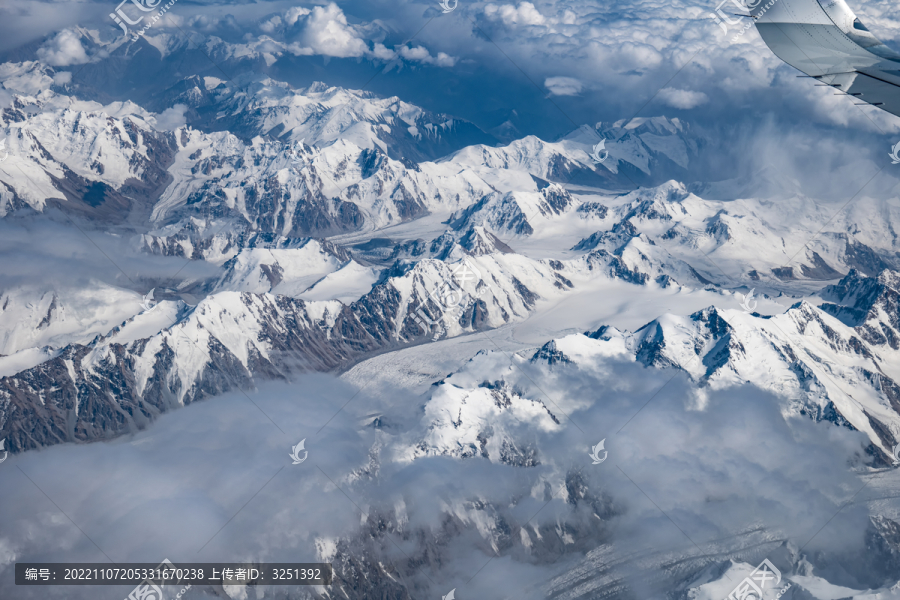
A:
[0,342,882,598]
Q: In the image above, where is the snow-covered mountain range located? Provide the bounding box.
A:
[2,45,900,600]
[4,59,900,454]
[409,268,900,467]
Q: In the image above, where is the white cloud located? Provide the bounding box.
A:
[432,52,457,67]
[203,76,224,90]
[598,40,665,72]
[544,76,583,96]
[259,15,282,34]
[657,87,710,109]
[223,585,249,600]
[484,2,546,26]
[286,42,315,56]
[36,29,89,67]
[284,6,310,27]
[369,42,396,61]
[0,355,874,599]
[153,104,188,131]
[399,45,430,62]
[298,3,367,58]
[397,45,458,67]
[52,71,71,86]
[186,14,218,31]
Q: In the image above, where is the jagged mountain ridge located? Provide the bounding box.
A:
[0,88,176,219]
[0,86,492,236]
[386,269,900,469]
[188,77,499,163]
[573,293,900,458]
[0,249,589,452]
[5,55,900,460]
[0,65,501,233]
[820,269,900,345]
[445,116,705,188]
[569,181,900,286]
[4,29,499,162]
[213,238,352,294]
[3,22,900,600]
[1,65,714,245]
[0,226,730,454]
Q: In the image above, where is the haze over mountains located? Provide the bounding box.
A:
[2,17,900,600]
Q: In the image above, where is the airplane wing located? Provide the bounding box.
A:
[751,0,900,117]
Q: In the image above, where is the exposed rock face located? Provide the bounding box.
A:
[0,294,373,452]
[820,269,900,350]
[0,252,560,453]
[584,292,900,459]
[866,515,900,584]
[0,96,178,220]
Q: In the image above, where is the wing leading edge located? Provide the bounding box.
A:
[751,0,900,117]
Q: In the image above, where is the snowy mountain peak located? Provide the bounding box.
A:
[458,226,513,256]
[580,298,900,458]
[819,268,900,351]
